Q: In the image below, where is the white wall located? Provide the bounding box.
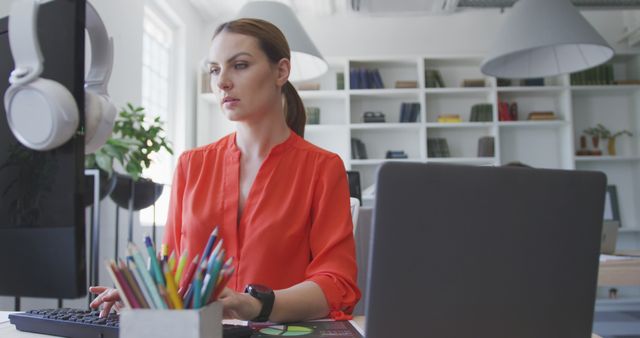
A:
[0,0,208,311]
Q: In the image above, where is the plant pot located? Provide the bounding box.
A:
[84,169,118,207]
[109,173,164,211]
[607,137,617,156]
[590,136,602,156]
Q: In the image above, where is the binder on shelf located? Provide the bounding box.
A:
[427,138,450,158]
[425,69,445,88]
[477,136,495,157]
[351,138,368,159]
[470,103,493,122]
[399,103,420,122]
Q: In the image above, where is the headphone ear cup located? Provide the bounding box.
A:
[84,91,116,154]
[3,78,79,150]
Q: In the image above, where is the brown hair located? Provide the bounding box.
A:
[213,18,306,137]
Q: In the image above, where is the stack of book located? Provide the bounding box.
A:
[570,64,614,85]
[470,103,493,122]
[437,114,462,123]
[363,111,386,123]
[427,138,450,158]
[350,68,384,89]
[462,79,485,87]
[400,102,420,122]
[385,150,408,159]
[395,80,418,88]
[527,111,556,121]
[305,107,320,125]
[297,82,320,91]
[425,69,445,88]
[522,78,545,86]
[351,138,368,159]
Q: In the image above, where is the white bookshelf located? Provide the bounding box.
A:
[197,54,640,234]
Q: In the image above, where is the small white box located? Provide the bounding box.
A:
[120,301,222,338]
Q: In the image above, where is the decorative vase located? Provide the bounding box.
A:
[84,169,118,207]
[591,136,602,156]
[109,173,164,211]
[608,137,617,156]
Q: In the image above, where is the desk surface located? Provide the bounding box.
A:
[0,312,603,338]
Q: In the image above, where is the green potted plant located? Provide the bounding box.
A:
[583,124,632,156]
[86,103,173,210]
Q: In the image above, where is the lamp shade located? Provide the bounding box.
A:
[480,0,614,79]
[236,1,328,82]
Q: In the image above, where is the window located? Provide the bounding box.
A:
[139,5,177,227]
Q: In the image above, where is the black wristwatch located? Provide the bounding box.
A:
[244,284,275,322]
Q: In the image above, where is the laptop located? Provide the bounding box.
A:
[601,220,620,254]
[365,162,606,338]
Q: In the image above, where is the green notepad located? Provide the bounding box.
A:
[250,320,363,338]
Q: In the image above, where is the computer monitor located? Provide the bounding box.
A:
[0,0,86,298]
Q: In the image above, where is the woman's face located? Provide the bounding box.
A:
[208,31,288,123]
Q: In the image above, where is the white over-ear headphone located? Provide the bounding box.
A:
[4,0,115,153]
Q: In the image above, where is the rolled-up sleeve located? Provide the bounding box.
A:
[306,155,361,314]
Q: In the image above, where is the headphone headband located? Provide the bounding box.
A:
[8,0,113,94]
[8,0,43,85]
[85,1,113,95]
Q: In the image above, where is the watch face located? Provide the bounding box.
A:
[249,284,272,294]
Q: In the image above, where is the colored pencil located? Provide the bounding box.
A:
[128,243,167,309]
[202,249,225,305]
[145,236,165,287]
[127,257,156,309]
[178,254,200,293]
[105,260,132,309]
[168,251,176,273]
[163,263,183,309]
[192,267,203,309]
[107,260,140,308]
[211,266,235,302]
[119,258,149,308]
[199,227,219,266]
[174,249,188,284]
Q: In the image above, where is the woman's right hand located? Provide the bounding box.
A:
[89,286,123,318]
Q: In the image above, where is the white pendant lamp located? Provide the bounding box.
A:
[480,0,614,79]
[236,1,328,82]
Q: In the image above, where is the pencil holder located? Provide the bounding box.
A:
[120,301,222,338]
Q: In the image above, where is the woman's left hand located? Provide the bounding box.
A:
[217,287,262,321]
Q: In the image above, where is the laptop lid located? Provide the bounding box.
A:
[365,162,606,338]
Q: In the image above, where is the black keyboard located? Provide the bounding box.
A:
[10,308,254,338]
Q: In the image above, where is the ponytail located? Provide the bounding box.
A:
[282,81,306,137]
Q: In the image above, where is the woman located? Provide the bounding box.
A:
[90,18,360,323]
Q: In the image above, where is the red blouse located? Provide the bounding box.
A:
[163,131,361,313]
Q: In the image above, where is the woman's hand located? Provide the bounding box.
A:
[89,286,123,318]
[217,287,261,321]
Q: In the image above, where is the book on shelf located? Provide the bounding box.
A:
[297,82,320,91]
[522,78,544,86]
[462,79,485,87]
[363,111,386,123]
[527,111,556,120]
[399,103,420,122]
[425,69,445,88]
[305,107,320,125]
[437,114,462,123]
[470,103,493,122]
[351,138,368,160]
[614,79,640,85]
[336,72,345,90]
[477,136,495,157]
[350,68,384,89]
[395,80,418,88]
[427,138,450,158]
[385,150,408,159]
[571,64,614,85]
[498,102,518,121]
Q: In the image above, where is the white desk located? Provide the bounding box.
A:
[0,312,602,338]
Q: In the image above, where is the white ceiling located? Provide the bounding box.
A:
[188,0,348,22]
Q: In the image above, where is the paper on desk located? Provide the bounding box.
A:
[0,312,19,324]
[600,254,637,262]
[222,319,249,326]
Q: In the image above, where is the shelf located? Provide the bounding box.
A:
[571,85,640,94]
[351,159,420,165]
[426,122,493,128]
[426,157,496,165]
[305,125,346,132]
[498,121,568,128]
[298,90,347,99]
[350,123,422,130]
[620,228,640,233]
[425,87,491,95]
[596,297,640,306]
[349,88,420,97]
[497,86,565,93]
[575,156,640,162]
